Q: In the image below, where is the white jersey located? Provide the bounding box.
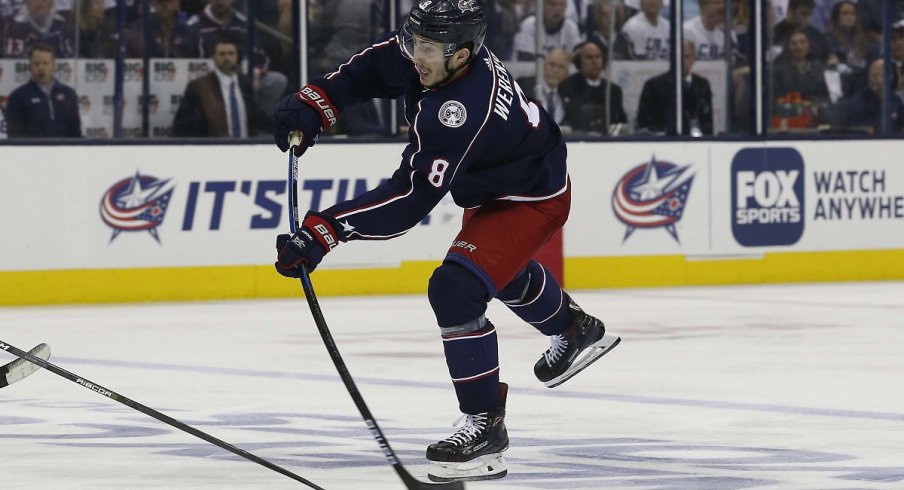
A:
[683,16,735,60]
[621,13,671,60]
[513,15,583,61]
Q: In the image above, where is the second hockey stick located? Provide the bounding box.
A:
[287,135,465,490]
[0,339,324,490]
[1,343,51,389]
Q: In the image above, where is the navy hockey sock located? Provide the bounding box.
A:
[441,322,501,414]
[497,260,573,336]
[428,262,500,414]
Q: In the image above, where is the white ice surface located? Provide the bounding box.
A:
[2,281,903,489]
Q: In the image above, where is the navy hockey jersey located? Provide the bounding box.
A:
[311,33,568,241]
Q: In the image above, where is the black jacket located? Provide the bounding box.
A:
[636,72,714,135]
[5,80,81,138]
[559,74,627,134]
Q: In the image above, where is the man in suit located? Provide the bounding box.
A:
[636,40,714,135]
[559,40,627,134]
[516,48,571,125]
[173,36,269,137]
[187,0,287,114]
[828,59,904,134]
[4,43,81,138]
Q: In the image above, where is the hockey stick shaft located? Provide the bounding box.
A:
[1,343,51,389]
[0,339,324,490]
[287,139,464,490]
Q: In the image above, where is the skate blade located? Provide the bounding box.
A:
[545,332,621,388]
[427,453,507,482]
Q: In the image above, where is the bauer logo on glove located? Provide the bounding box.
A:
[274,211,345,276]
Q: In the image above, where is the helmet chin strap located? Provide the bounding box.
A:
[428,47,472,88]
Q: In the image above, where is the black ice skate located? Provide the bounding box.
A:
[535,301,620,388]
[426,383,509,482]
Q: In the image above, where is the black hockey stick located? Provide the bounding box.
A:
[0,343,51,389]
[0,339,325,490]
[287,136,465,490]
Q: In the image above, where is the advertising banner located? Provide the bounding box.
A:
[566,141,904,258]
[0,143,465,272]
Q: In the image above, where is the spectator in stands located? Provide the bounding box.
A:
[258,0,295,82]
[824,0,878,97]
[485,0,520,61]
[248,0,294,82]
[307,0,379,77]
[172,36,269,137]
[188,0,287,112]
[1,0,74,57]
[589,0,628,61]
[683,0,733,60]
[4,43,80,137]
[560,40,628,134]
[512,0,582,61]
[569,0,591,29]
[773,0,828,62]
[807,0,834,34]
[516,47,571,125]
[126,0,198,58]
[772,28,830,117]
[890,19,904,99]
[636,40,713,135]
[855,0,903,43]
[54,0,142,24]
[828,58,904,133]
[75,0,116,58]
[620,0,669,60]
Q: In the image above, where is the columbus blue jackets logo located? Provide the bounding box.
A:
[439,100,467,127]
[99,171,175,243]
[611,156,695,243]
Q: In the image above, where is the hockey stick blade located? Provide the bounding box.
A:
[0,339,325,490]
[0,343,51,388]
[287,140,463,490]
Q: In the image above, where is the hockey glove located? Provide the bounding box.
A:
[273,84,339,156]
[275,211,344,277]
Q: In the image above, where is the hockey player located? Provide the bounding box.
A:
[272,0,620,481]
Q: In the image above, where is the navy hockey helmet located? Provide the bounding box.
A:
[401,0,488,61]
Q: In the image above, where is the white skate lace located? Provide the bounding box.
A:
[443,413,488,446]
[544,334,568,366]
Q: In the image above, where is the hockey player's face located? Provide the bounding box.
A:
[411,36,451,86]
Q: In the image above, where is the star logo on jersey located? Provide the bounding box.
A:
[99,171,175,244]
[611,156,695,243]
[439,100,467,128]
[340,220,356,238]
